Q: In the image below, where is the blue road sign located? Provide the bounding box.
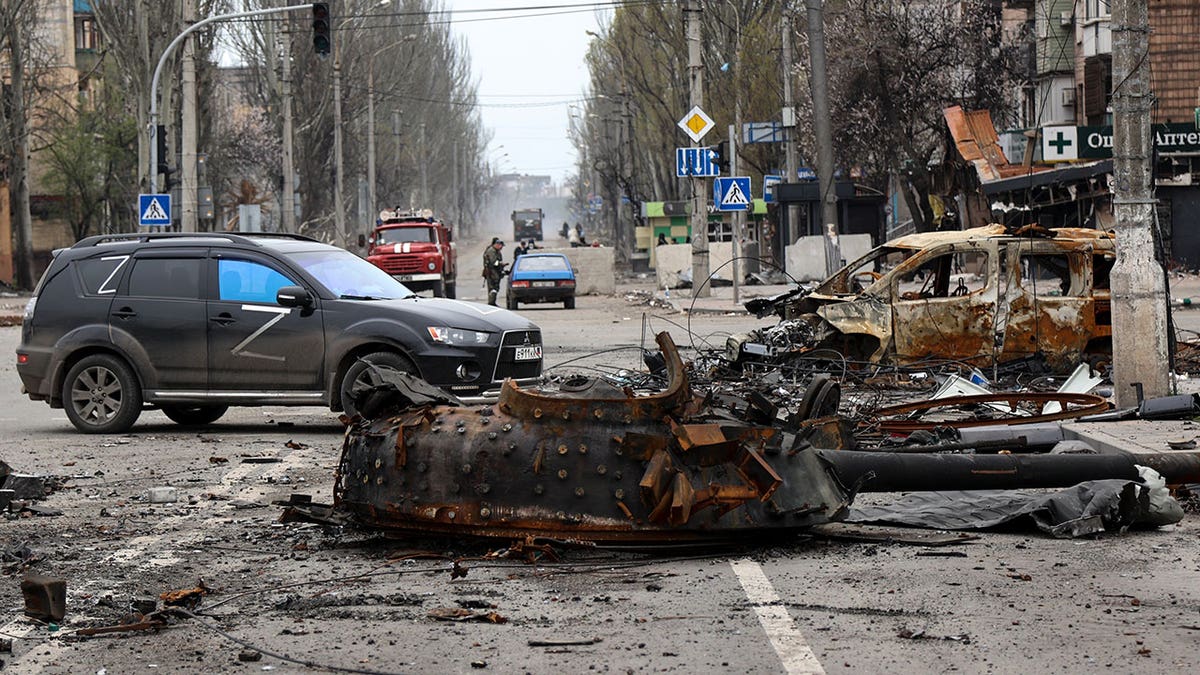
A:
[796,167,817,181]
[675,147,720,178]
[138,193,172,227]
[763,175,782,203]
[742,122,784,144]
[714,177,752,212]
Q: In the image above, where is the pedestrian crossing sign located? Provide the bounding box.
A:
[139,194,172,227]
[714,177,751,212]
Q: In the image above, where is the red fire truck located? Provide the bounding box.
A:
[366,209,457,298]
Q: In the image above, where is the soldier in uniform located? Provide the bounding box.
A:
[482,238,506,306]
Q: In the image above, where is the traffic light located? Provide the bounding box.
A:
[712,140,730,172]
[155,124,178,189]
[312,2,331,55]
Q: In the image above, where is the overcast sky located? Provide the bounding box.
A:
[447,1,609,184]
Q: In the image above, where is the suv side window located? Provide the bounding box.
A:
[77,255,131,295]
[218,259,296,304]
[127,258,203,299]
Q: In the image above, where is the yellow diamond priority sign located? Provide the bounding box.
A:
[677,106,715,143]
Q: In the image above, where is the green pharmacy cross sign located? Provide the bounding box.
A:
[1044,123,1200,161]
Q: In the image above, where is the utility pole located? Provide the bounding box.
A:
[805,0,840,276]
[1110,0,1170,406]
[781,7,800,248]
[280,20,296,233]
[181,0,198,232]
[731,4,744,305]
[333,48,346,246]
[686,0,709,298]
[393,109,402,206]
[367,61,377,222]
[9,15,34,289]
[419,122,429,208]
[452,141,459,226]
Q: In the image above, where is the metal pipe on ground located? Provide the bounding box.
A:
[821,450,1200,493]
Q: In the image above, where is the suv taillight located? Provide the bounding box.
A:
[23,297,36,323]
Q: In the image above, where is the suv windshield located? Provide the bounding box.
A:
[288,249,414,299]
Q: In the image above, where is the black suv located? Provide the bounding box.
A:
[16,233,543,433]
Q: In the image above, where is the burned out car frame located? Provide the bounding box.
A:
[742,225,1115,372]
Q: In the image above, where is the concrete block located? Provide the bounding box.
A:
[784,234,874,282]
[654,242,746,289]
[534,246,614,295]
[21,575,66,622]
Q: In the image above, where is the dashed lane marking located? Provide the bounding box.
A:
[730,558,826,675]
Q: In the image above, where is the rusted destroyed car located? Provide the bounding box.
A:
[740,224,1115,372]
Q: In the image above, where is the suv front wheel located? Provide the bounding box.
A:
[339,351,416,419]
[63,354,143,434]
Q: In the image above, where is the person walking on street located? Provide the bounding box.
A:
[513,240,529,259]
[568,226,581,248]
[482,238,506,306]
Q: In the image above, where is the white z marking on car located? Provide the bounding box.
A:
[231,305,292,362]
[98,255,131,294]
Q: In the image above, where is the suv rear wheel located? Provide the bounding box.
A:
[161,404,228,426]
[63,354,143,434]
[339,351,416,418]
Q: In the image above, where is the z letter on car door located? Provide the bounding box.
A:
[206,257,325,390]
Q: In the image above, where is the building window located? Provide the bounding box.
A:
[75,17,99,52]
[1086,0,1111,20]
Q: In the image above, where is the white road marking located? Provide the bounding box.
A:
[1,447,322,673]
[730,558,826,675]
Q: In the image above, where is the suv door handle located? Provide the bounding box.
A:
[210,312,237,326]
[111,307,137,319]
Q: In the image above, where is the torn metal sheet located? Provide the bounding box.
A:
[870,392,1111,432]
[845,472,1181,538]
[334,332,853,543]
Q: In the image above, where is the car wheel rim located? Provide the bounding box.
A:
[354,365,385,392]
[71,366,122,424]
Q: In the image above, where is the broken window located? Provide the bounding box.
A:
[819,246,919,295]
[895,250,989,300]
[1018,254,1078,297]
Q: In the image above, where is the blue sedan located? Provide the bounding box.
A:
[506,253,576,310]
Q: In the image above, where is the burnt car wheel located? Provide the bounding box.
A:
[161,404,228,426]
[63,354,143,434]
[340,351,416,418]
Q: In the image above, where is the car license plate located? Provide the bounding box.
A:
[396,274,414,281]
[514,346,542,361]
[533,280,554,287]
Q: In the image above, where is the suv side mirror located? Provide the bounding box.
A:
[276,286,313,308]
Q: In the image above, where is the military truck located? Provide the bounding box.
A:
[511,208,544,242]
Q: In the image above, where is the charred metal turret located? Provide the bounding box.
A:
[334,333,852,542]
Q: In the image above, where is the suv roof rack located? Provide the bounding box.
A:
[71,232,318,249]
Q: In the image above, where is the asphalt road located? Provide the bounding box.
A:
[1,277,1198,674]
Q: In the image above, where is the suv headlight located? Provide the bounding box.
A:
[427,326,491,345]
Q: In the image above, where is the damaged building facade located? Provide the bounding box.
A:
[978,1,1200,267]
